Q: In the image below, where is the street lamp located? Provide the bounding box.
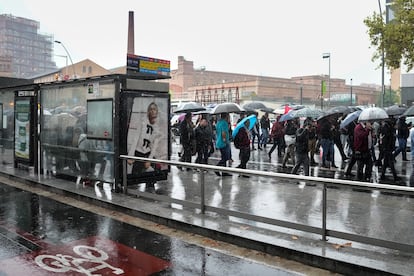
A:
[350,78,353,106]
[322,52,331,108]
[300,78,303,105]
[378,0,385,107]
[54,40,76,78]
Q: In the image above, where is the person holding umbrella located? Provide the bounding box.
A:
[379,118,400,182]
[194,118,213,165]
[291,121,310,176]
[234,119,252,177]
[394,115,411,162]
[268,115,284,159]
[215,113,232,177]
[179,112,195,170]
[259,112,271,150]
[353,120,373,182]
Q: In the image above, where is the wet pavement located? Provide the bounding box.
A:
[0,181,328,275]
[0,142,414,275]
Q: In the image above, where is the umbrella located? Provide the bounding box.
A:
[174,101,205,113]
[260,107,276,114]
[242,101,268,111]
[402,105,414,117]
[316,111,340,121]
[385,105,407,116]
[358,107,388,121]
[292,107,323,119]
[232,114,257,138]
[279,110,296,122]
[340,110,362,129]
[211,102,245,114]
[326,105,351,115]
[193,107,213,115]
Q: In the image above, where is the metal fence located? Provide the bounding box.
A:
[120,154,414,253]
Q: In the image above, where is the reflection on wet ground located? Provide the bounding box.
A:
[0,182,331,275]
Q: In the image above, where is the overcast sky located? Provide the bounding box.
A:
[1,0,389,85]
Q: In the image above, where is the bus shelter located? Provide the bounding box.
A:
[0,74,171,192]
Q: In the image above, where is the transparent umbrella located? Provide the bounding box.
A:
[358,107,388,121]
[292,107,323,119]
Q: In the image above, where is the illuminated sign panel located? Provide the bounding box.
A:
[127,54,170,77]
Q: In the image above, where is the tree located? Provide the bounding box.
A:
[376,86,400,106]
[364,0,414,71]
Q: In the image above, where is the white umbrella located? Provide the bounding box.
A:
[211,102,245,114]
[358,107,388,122]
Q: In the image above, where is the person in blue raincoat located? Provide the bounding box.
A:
[215,113,231,176]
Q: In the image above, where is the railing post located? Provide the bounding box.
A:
[200,169,206,214]
[322,182,327,241]
[122,158,127,194]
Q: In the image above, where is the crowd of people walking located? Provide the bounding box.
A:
[174,109,412,185]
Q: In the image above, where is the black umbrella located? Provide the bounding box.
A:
[242,101,268,111]
[260,107,276,114]
[402,105,414,117]
[174,102,205,113]
[385,105,407,116]
[326,105,351,115]
[211,102,245,114]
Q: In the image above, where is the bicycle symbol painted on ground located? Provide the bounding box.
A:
[35,245,124,275]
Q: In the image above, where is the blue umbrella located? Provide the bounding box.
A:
[232,114,257,139]
[340,110,362,129]
[279,110,296,122]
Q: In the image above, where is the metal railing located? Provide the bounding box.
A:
[120,154,414,253]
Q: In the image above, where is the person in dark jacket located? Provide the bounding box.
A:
[194,118,213,164]
[344,120,358,177]
[179,112,195,170]
[235,120,251,177]
[318,117,335,168]
[393,116,411,161]
[259,112,270,149]
[379,119,400,181]
[291,123,310,176]
[353,121,373,181]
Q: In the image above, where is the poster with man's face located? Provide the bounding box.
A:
[126,96,169,176]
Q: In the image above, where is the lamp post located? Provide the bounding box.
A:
[300,78,303,105]
[350,78,353,106]
[322,53,331,108]
[54,40,76,78]
[378,0,385,107]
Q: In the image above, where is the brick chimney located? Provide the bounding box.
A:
[127,11,134,54]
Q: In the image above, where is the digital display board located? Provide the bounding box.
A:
[127,54,170,77]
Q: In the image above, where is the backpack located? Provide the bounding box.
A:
[233,131,243,149]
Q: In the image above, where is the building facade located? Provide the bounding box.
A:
[0,14,56,78]
[167,56,381,108]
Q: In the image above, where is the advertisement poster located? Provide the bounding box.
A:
[126,96,169,180]
[86,99,113,139]
[14,99,30,160]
